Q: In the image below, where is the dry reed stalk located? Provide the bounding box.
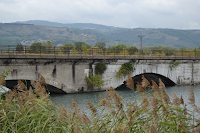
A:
[141,75,150,88]
[112,91,123,111]
[58,105,68,121]
[105,100,112,109]
[183,104,188,115]
[195,126,200,133]
[150,96,158,111]
[39,74,45,86]
[0,75,5,85]
[172,91,180,105]
[126,74,134,90]
[80,113,90,124]
[111,109,116,115]
[152,110,158,120]
[31,79,36,87]
[136,81,144,92]
[28,87,36,99]
[188,87,195,106]
[150,125,157,133]
[180,95,184,105]
[5,90,16,105]
[99,94,106,106]
[162,103,168,115]
[32,80,48,98]
[161,89,171,104]
[17,80,27,91]
[151,80,161,95]
[73,125,79,133]
[86,101,97,114]
[141,93,149,113]
[122,128,129,133]
[17,91,30,107]
[70,100,82,117]
[193,104,200,114]
[159,78,166,91]
[106,87,115,99]
[34,81,42,94]
[178,120,187,132]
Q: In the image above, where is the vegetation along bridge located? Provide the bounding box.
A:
[0,45,200,94]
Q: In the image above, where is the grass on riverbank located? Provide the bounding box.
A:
[1,74,200,132]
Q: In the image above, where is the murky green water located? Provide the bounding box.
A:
[50,85,200,115]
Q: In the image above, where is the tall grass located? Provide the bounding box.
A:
[0,74,200,132]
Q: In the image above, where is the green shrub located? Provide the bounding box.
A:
[95,62,107,75]
[84,73,104,89]
[116,60,137,79]
[169,60,181,70]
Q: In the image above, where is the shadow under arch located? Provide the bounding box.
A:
[116,73,176,90]
[6,80,67,94]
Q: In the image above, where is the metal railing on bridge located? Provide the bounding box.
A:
[0,45,200,60]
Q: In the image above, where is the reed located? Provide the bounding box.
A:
[0,73,200,132]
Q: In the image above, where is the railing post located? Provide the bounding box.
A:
[54,46,55,56]
[40,46,41,55]
[8,45,10,55]
[92,48,93,57]
[123,48,125,58]
[182,50,183,59]
[195,49,196,59]
[167,50,169,59]
[25,46,26,55]
[103,49,105,58]
[114,48,115,59]
[175,51,176,59]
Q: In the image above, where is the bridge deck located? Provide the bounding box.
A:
[0,55,200,60]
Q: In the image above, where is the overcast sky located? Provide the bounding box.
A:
[0,0,200,29]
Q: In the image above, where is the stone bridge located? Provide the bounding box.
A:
[0,55,199,94]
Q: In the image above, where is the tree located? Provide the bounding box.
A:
[127,46,138,55]
[16,43,24,53]
[60,43,74,54]
[115,44,127,54]
[41,41,54,54]
[180,47,187,51]
[30,42,42,53]
[88,46,103,55]
[74,42,91,50]
[95,42,106,49]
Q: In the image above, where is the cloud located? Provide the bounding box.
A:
[0,0,200,29]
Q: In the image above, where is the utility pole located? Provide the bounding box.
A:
[138,35,144,50]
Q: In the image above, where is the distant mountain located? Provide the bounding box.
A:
[0,23,108,46]
[1,21,200,49]
[104,28,200,48]
[15,20,122,33]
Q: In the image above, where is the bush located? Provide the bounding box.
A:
[116,60,136,79]
[95,62,107,75]
[84,73,104,89]
[169,60,181,70]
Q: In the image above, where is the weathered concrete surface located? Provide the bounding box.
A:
[0,58,200,93]
[0,59,92,93]
[100,60,200,89]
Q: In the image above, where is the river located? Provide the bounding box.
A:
[50,85,200,115]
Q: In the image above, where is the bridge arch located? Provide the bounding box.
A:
[116,73,176,90]
[132,73,176,86]
[5,79,66,94]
